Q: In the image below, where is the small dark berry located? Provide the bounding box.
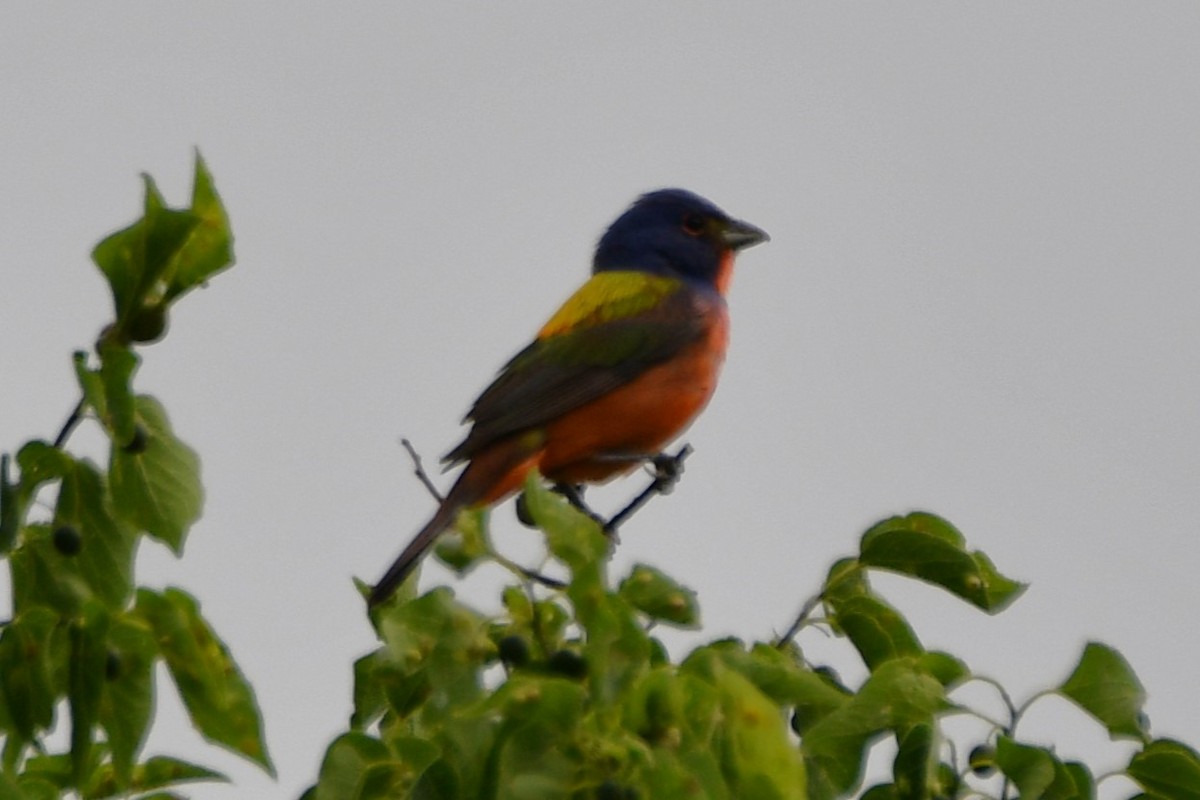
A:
[105,650,122,681]
[968,744,996,777]
[53,525,82,556]
[546,649,587,680]
[497,635,531,668]
[595,781,622,800]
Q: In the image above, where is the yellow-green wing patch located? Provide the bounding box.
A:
[538,272,682,339]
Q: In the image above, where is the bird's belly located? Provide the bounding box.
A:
[539,321,728,484]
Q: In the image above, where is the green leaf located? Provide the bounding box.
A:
[61,459,138,607]
[98,344,139,446]
[1061,761,1095,800]
[995,736,1090,800]
[21,754,73,792]
[92,176,199,326]
[0,773,24,800]
[49,458,138,609]
[892,723,939,800]
[497,774,574,800]
[84,755,226,799]
[483,677,588,799]
[623,666,686,746]
[913,650,969,689]
[433,508,490,573]
[99,613,159,787]
[683,654,807,799]
[14,440,73,507]
[826,593,923,671]
[520,473,607,575]
[1127,739,1200,800]
[859,512,1026,612]
[351,651,388,730]
[574,582,651,708]
[10,456,138,613]
[618,563,700,628]
[860,784,899,800]
[0,607,62,743]
[822,556,869,603]
[17,775,60,800]
[313,734,403,800]
[69,602,110,786]
[134,588,273,774]
[109,395,203,554]
[686,642,850,735]
[390,736,441,780]
[801,658,949,800]
[164,151,235,301]
[1058,641,1149,742]
[517,477,652,709]
[373,587,491,720]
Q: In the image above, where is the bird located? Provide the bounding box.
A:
[368,189,768,607]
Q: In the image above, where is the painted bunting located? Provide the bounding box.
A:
[369,189,768,607]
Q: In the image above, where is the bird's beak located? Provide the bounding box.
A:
[720,218,770,251]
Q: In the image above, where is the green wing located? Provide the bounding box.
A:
[444,287,704,465]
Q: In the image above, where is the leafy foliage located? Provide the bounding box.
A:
[305,492,1198,800]
[0,155,271,797]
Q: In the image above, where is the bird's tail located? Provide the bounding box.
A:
[367,497,464,608]
[369,438,542,608]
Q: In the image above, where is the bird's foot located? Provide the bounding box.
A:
[648,449,688,494]
[603,443,694,534]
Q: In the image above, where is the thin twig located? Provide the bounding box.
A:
[1012,688,1057,731]
[490,551,568,590]
[967,673,1026,800]
[603,443,693,534]
[970,674,1020,728]
[399,437,443,502]
[53,396,87,450]
[774,591,825,648]
[400,438,565,588]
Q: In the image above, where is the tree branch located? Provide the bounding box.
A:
[399,437,443,502]
[774,590,825,648]
[52,396,87,450]
[603,443,693,534]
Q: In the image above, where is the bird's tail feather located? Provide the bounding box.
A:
[369,439,540,608]
[367,498,464,608]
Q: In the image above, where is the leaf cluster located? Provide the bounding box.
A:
[0,156,271,798]
[310,491,1200,800]
[795,513,1195,800]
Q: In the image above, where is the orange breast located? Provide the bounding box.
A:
[538,299,730,484]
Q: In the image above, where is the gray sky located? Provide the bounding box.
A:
[3,5,1198,798]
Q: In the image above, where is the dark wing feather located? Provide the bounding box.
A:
[444,291,704,464]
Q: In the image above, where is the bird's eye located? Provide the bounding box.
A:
[681,213,706,236]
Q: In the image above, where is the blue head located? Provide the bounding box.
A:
[592,189,769,287]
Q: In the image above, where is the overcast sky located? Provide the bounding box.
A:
[3,5,1198,798]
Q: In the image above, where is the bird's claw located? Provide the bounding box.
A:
[649,447,690,494]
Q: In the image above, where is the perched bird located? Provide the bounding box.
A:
[369,189,768,607]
